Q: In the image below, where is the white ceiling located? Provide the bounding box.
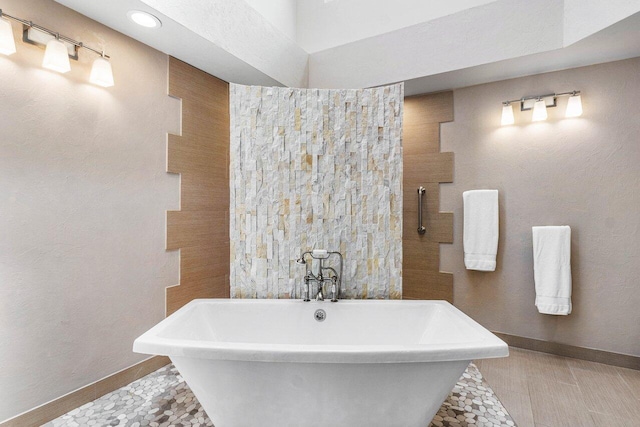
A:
[54,0,640,93]
[295,0,497,53]
[245,0,297,41]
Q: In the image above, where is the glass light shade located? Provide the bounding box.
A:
[565,94,582,117]
[90,57,114,87]
[42,39,71,73]
[531,100,548,121]
[0,17,16,55]
[501,104,514,126]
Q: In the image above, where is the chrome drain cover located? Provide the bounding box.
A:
[314,309,326,322]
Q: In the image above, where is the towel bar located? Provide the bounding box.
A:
[417,186,426,235]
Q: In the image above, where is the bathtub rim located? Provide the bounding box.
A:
[134,299,508,363]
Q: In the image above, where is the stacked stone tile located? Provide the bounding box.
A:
[229,83,404,299]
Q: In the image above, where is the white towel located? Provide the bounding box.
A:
[532,226,572,315]
[463,190,499,271]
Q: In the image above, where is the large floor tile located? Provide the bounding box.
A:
[527,376,595,427]
[589,410,640,427]
[569,363,640,421]
[616,366,640,401]
[523,350,576,385]
[494,390,535,427]
[479,347,640,427]
[477,348,530,392]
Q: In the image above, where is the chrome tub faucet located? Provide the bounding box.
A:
[295,249,343,302]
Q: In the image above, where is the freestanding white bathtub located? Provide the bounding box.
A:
[134,299,508,427]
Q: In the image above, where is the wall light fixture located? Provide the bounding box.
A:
[0,9,114,87]
[565,93,583,117]
[90,56,115,87]
[531,99,548,122]
[0,15,16,55]
[500,91,582,125]
[501,103,515,126]
[42,37,71,73]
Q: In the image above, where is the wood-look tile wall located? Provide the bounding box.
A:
[164,66,451,306]
[166,57,230,315]
[402,92,454,301]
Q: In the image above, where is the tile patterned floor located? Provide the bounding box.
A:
[45,363,516,427]
[476,347,640,427]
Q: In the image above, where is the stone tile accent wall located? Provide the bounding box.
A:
[230,83,403,299]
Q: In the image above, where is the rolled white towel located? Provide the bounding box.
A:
[532,226,572,315]
[463,190,499,271]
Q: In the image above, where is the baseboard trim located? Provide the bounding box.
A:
[0,356,170,427]
[494,331,640,370]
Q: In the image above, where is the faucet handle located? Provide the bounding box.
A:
[330,277,338,302]
[312,249,328,258]
[303,276,311,302]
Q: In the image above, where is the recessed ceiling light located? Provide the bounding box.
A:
[127,10,162,28]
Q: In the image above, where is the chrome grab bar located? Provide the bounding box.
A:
[417,186,426,235]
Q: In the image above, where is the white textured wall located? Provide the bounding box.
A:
[230,84,403,299]
[441,57,640,357]
[0,0,179,421]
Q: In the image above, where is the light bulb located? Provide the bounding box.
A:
[0,17,16,55]
[90,57,114,87]
[42,38,71,73]
[127,10,162,28]
[531,100,547,122]
[501,104,514,126]
[565,94,582,117]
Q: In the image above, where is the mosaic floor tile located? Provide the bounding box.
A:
[45,363,515,427]
[431,364,517,427]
